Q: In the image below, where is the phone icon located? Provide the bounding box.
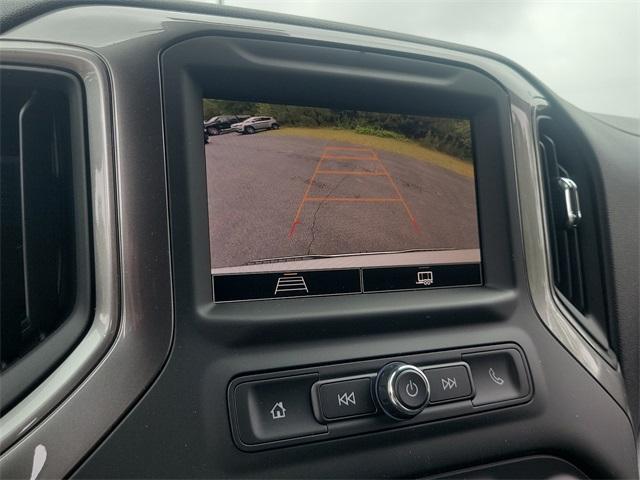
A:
[488,368,505,386]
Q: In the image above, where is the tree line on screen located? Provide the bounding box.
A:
[203,99,472,162]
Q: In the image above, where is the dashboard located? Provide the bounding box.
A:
[0,2,638,479]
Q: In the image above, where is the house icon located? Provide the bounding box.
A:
[270,401,286,420]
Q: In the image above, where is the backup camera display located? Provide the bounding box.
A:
[204,99,481,301]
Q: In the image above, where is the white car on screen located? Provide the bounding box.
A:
[232,116,279,134]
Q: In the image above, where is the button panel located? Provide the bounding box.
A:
[228,344,532,451]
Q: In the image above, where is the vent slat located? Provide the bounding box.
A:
[538,125,586,311]
[537,115,610,352]
[1,83,76,371]
[1,66,93,413]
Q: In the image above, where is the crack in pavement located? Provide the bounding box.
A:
[306,175,350,255]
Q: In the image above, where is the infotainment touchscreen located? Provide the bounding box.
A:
[203,99,481,301]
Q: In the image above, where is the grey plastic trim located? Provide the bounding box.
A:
[511,99,627,406]
[0,41,173,478]
[0,65,93,413]
[0,44,118,451]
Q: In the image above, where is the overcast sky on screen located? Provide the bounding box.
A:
[223,0,640,118]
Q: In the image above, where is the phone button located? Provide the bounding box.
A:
[462,349,530,406]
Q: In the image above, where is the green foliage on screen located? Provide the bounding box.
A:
[203,98,472,162]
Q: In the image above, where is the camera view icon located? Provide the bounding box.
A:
[274,273,309,295]
[416,271,434,286]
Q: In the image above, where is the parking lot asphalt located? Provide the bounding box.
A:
[205,130,480,269]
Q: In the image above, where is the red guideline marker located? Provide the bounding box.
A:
[288,220,301,238]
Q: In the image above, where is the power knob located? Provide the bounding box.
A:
[374,362,430,419]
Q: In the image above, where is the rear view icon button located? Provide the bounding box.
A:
[416,270,434,286]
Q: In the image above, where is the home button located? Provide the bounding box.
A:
[233,374,327,445]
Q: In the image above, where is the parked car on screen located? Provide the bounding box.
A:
[232,116,279,134]
[204,115,249,135]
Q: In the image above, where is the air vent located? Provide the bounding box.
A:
[0,67,92,412]
[538,125,585,310]
[537,115,611,352]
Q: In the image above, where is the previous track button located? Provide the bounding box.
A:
[317,378,376,420]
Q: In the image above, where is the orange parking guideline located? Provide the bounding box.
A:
[288,145,421,237]
[316,170,386,176]
[323,146,374,151]
[321,154,377,160]
[288,149,324,237]
[372,150,421,232]
[305,197,403,202]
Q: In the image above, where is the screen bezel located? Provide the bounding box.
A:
[162,35,518,323]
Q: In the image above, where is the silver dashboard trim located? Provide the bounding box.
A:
[0,44,119,451]
[382,364,431,418]
[557,176,582,228]
[0,41,174,478]
[511,100,626,400]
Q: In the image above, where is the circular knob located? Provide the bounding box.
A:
[375,362,430,419]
